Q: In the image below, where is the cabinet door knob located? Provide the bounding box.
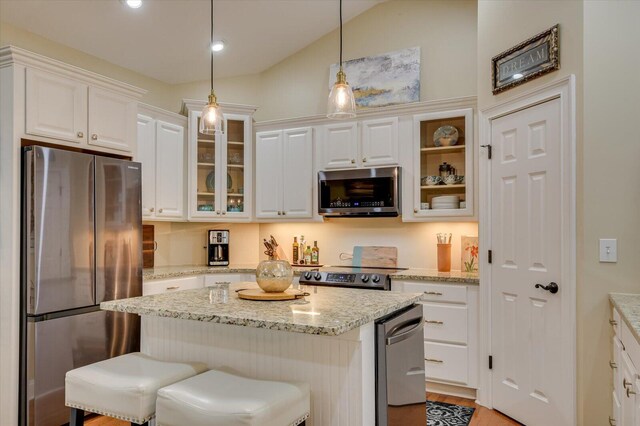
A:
[158,208,163,213]
[216,210,220,215]
[414,208,418,213]
[282,211,286,216]
[77,131,84,138]
[624,378,632,388]
[351,159,355,164]
[362,158,367,162]
[91,134,98,140]
[222,211,226,215]
[277,211,282,216]
[610,361,618,369]
[627,387,636,397]
[609,416,617,426]
[149,207,155,212]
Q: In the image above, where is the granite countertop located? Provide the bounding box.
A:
[102,282,422,336]
[610,293,640,344]
[144,264,479,284]
[389,269,479,285]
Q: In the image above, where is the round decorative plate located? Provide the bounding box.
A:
[205,171,215,192]
[433,125,459,147]
[227,173,233,190]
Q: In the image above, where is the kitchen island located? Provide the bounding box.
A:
[101,282,422,426]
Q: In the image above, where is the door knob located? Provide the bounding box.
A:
[158,208,163,213]
[91,134,98,140]
[150,207,154,212]
[535,282,558,294]
[77,131,84,138]
[351,159,355,164]
[362,158,367,162]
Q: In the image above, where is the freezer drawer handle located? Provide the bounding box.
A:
[425,320,444,325]
[424,291,443,296]
[425,358,444,363]
[166,286,180,290]
[386,318,423,346]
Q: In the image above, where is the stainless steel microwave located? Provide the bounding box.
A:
[318,167,401,217]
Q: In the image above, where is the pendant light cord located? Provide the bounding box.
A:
[210,0,214,92]
[339,0,343,67]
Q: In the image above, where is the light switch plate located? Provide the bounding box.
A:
[599,239,617,263]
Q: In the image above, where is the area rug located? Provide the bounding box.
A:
[427,400,475,426]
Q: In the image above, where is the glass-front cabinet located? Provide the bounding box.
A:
[412,108,473,218]
[185,102,255,221]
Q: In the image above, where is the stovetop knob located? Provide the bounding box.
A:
[314,272,322,280]
[303,271,312,280]
[361,275,370,283]
[371,275,380,283]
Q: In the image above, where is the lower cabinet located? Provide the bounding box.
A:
[611,306,640,426]
[143,275,203,296]
[392,280,478,392]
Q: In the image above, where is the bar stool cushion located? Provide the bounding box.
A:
[65,352,207,424]
[156,369,310,426]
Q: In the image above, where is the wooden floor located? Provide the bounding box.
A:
[86,393,521,426]
[427,392,523,426]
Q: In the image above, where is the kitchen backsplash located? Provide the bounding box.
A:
[147,219,478,271]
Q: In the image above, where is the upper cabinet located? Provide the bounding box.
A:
[255,127,314,220]
[137,105,187,221]
[407,108,474,219]
[183,101,255,221]
[321,117,399,170]
[24,66,141,154]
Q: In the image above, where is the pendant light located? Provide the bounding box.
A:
[327,0,356,119]
[199,0,224,135]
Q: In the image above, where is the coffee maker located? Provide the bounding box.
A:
[208,230,229,266]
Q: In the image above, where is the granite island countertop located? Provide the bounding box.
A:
[102,282,422,336]
[610,293,640,345]
[144,264,479,284]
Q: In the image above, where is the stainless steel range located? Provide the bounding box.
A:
[298,266,407,291]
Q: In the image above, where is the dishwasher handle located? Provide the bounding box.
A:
[386,317,423,346]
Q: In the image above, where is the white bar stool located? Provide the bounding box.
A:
[65,352,208,426]
[156,369,310,426]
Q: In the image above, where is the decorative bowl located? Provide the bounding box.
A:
[421,176,442,186]
[255,260,293,293]
[433,125,459,147]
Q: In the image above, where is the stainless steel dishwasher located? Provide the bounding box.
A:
[376,304,426,426]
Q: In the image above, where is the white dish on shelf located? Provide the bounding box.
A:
[432,195,460,203]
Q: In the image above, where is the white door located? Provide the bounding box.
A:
[282,127,313,218]
[155,120,185,218]
[361,117,398,167]
[323,122,358,169]
[25,68,88,144]
[137,115,156,218]
[255,131,283,218]
[88,86,136,152]
[490,98,572,425]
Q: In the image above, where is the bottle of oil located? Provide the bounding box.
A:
[311,241,319,265]
[304,245,312,264]
[292,237,299,264]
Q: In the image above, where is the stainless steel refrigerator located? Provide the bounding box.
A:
[20,146,142,426]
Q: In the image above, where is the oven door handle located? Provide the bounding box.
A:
[386,317,423,346]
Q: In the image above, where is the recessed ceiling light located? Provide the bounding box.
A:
[125,0,142,9]
[211,40,225,52]
[513,73,524,80]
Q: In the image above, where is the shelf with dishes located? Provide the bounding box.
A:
[420,184,465,190]
[420,145,465,154]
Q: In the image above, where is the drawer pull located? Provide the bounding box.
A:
[627,387,637,397]
[610,319,618,326]
[425,358,444,363]
[624,378,632,388]
[609,416,617,426]
[425,320,444,325]
[424,291,443,296]
[610,361,618,369]
[166,286,180,290]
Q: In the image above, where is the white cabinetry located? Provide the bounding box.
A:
[183,101,256,221]
[322,118,399,169]
[392,280,478,395]
[25,67,140,153]
[137,105,187,220]
[143,276,203,296]
[611,306,640,426]
[255,127,314,219]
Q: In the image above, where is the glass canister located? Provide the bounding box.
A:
[255,260,294,292]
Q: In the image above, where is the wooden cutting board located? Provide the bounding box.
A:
[237,288,308,301]
[353,246,398,268]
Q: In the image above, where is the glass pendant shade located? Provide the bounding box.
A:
[327,68,356,119]
[199,91,224,135]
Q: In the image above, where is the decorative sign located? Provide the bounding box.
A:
[491,25,559,94]
[330,47,420,109]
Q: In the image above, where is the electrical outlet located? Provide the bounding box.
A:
[599,239,617,263]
